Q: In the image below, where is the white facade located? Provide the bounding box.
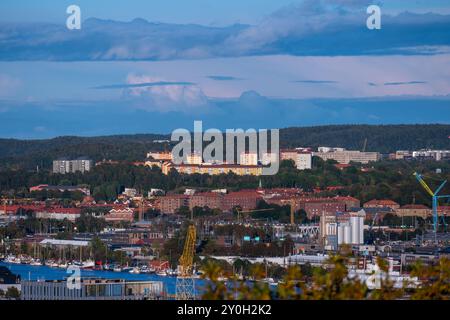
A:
[321,210,366,247]
[261,153,278,166]
[186,153,202,165]
[280,150,312,170]
[240,152,258,165]
[53,158,93,174]
[314,150,380,164]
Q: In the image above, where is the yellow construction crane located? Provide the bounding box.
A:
[178,224,196,277]
[280,198,299,225]
[175,224,197,300]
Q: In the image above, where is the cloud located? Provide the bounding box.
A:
[2,95,450,138]
[93,81,196,89]
[207,75,243,81]
[292,80,338,84]
[0,74,21,97]
[121,74,209,112]
[384,81,427,86]
[0,3,449,60]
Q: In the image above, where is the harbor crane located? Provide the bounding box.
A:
[413,172,450,243]
[175,223,197,300]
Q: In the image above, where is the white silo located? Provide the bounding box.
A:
[343,223,351,244]
[337,224,344,245]
[350,215,360,244]
[358,214,364,244]
[350,210,366,244]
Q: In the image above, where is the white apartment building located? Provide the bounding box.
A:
[186,152,202,165]
[146,151,172,161]
[261,152,278,166]
[52,157,93,174]
[412,149,450,161]
[280,150,312,170]
[240,152,258,165]
[314,150,380,164]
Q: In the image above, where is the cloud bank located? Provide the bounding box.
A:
[0,1,449,61]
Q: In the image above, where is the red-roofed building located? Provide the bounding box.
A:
[223,191,262,211]
[363,199,400,210]
[395,204,431,218]
[160,194,190,214]
[189,192,223,211]
[34,207,81,221]
[104,207,134,222]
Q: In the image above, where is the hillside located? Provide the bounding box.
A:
[0,124,449,170]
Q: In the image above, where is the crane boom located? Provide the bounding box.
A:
[413,172,435,196]
[178,224,196,277]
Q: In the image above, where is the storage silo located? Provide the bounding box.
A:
[350,215,359,244]
[337,225,344,245]
[344,223,351,244]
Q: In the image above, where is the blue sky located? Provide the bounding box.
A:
[0,0,449,138]
[1,0,450,24]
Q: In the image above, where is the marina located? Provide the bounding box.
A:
[0,261,206,296]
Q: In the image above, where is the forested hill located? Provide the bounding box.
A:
[280,124,450,152]
[0,124,449,170]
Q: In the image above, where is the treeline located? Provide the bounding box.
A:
[1,124,450,170]
[280,124,450,153]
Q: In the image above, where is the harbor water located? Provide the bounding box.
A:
[0,262,205,296]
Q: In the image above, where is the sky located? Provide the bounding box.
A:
[0,0,449,138]
[1,0,450,25]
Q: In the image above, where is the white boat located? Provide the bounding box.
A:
[156,270,168,276]
[139,266,152,273]
[30,259,42,266]
[4,255,17,263]
[81,260,95,269]
[113,266,122,272]
[261,277,278,286]
[129,267,141,274]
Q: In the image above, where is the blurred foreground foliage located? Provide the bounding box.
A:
[201,254,450,300]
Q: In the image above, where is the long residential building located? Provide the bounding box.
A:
[159,190,262,214]
[161,162,263,176]
[313,149,380,164]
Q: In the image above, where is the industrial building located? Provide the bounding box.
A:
[21,279,165,300]
[320,210,366,250]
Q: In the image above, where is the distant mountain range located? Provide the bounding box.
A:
[1,124,449,170]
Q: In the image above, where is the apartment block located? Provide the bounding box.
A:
[239,152,258,165]
[280,149,312,170]
[314,150,380,164]
[53,157,93,174]
[161,163,263,176]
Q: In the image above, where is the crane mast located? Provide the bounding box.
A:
[175,224,197,300]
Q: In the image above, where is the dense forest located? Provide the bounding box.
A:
[0,124,449,170]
